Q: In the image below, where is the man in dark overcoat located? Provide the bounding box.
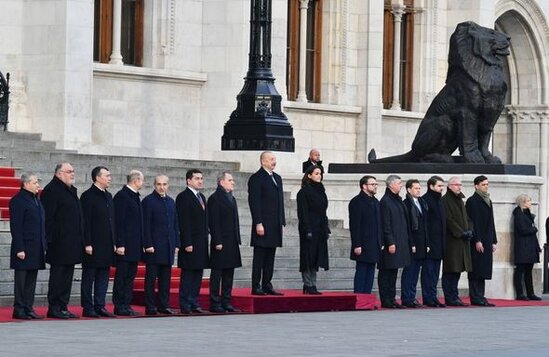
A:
[80,166,116,318]
[248,151,286,295]
[348,175,382,294]
[42,162,84,319]
[401,179,430,308]
[9,173,46,319]
[177,169,210,313]
[441,176,472,306]
[112,170,144,316]
[302,148,325,176]
[421,175,447,307]
[208,171,242,313]
[142,175,180,315]
[378,175,412,309]
[466,175,497,306]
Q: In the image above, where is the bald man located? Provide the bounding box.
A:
[302,149,325,176]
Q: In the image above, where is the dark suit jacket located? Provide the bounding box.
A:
[9,189,46,270]
[80,184,116,268]
[142,191,180,265]
[403,195,430,259]
[41,175,84,265]
[248,168,285,248]
[348,191,382,263]
[113,185,143,262]
[379,188,412,269]
[466,192,497,279]
[208,186,242,270]
[422,189,446,260]
[176,188,209,270]
[302,160,325,175]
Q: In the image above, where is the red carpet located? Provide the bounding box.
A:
[0,166,17,220]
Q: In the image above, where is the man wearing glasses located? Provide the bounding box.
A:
[42,162,84,319]
[348,175,382,294]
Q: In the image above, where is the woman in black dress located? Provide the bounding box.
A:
[513,194,542,300]
[297,165,329,294]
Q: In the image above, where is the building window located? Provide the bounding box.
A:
[93,0,144,66]
[286,0,323,102]
[382,0,414,111]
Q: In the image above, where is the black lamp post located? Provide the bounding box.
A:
[221,0,295,152]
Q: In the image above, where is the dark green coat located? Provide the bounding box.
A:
[442,191,472,273]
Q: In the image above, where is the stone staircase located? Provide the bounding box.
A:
[0,130,357,306]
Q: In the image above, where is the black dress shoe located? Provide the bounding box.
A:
[310,286,322,295]
[114,308,131,316]
[528,295,542,301]
[381,303,397,309]
[251,288,267,296]
[26,311,45,319]
[394,302,406,309]
[158,308,177,315]
[145,309,158,316]
[47,310,70,319]
[483,300,496,307]
[471,300,488,306]
[264,288,284,296]
[83,309,100,318]
[96,308,116,317]
[223,305,241,313]
[64,310,79,318]
[13,312,31,320]
[209,306,226,313]
[191,307,205,314]
[180,308,191,314]
[516,295,529,301]
[446,300,467,307]
[128,310,141,316]
[403,300,423,308]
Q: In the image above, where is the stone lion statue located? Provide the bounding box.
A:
[369,21,510,163]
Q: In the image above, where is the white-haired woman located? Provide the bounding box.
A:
[512,194,542,300]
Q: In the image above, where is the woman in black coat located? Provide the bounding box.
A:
[513,194,541,300]
[297,166,329,294]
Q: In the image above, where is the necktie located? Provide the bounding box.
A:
[270,174,277,186]
[197,193,205,210]
[414,199,422,214]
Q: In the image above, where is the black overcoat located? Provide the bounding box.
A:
[513,207,540,264]
[442,191,472,273]
[9,189,46,270]
[248,168,285,248]
[80,184,116,268]
[176,188,209,270]
[466,192,498,279]
[403,195,430,259]
[41,176,84,265]
[422,189,446,260]
[302,160,325,175]
[207,187,242,270]
[348,191,382,263]
[113,185,143,262]
[379,188,412,269]
[142,191,180,265]
[297,182,329,272]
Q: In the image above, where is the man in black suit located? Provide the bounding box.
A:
[142,175,180,315]
[302,148,325,176]
[42,162,84,319]
[248,151,285,295]
[112,170,144,316]
[80,166,116,318]
[177,169,209,313]
[348,175,382,294]
[9,173,46,320]
[208,171,242,313]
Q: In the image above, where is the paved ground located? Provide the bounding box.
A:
[2,306,549,356]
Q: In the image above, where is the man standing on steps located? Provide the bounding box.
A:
[112,170,144,316]
[42,162,84,319]
[248,151,285,296]
[9,173,46,320]
[142,175,180,315]
[177,169,210,314]
[80,166,116,318]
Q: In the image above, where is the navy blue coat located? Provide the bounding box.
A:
[176,188,210,270]
[422,189,446,260]
[466,192,498,279]
[142,191,180,265]
[9,189,46,270]
[248,168,285,248]
[208,187,242,270]
[348,191,382,263]
[403,195,430,259]
[80,184,116,268]
[41,176,84,265]
[113,185,143,262]
[379,188,412,269]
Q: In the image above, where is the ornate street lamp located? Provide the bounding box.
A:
[221,0,295,152]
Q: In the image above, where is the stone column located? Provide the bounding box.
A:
[390,4,405,111]
[296,0,309,102]
[109,0,124,65]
